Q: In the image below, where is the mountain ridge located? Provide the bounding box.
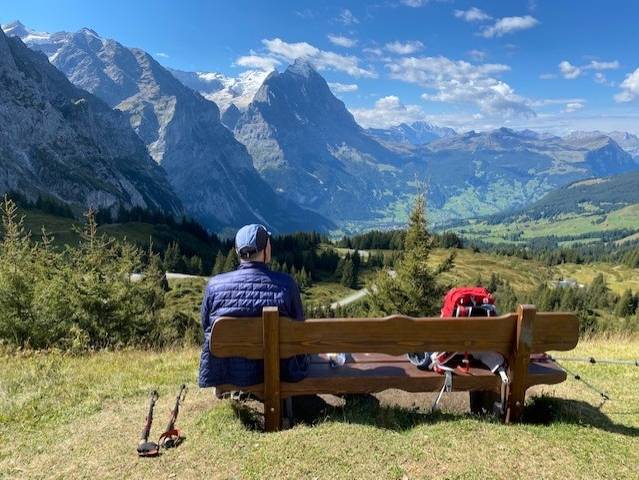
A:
[0,27,183,216]
[6,21,331,233]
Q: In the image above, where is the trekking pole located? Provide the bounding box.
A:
[137,390,160,457]
[551,358,610,408]
[550,355,639,367]
[159,384,187,448]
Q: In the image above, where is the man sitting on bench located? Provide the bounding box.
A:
[198,224,310,396]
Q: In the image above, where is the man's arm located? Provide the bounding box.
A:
[289,281,305,321]
[282,279,310,382]
[200,283,213,333]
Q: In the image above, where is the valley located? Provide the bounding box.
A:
[4,21,639,235]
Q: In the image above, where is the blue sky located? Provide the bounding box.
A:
[2,0,639,133]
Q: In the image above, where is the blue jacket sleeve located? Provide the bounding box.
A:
[200,284,213,333]
[281,279,310,382]
[289,281,305,321]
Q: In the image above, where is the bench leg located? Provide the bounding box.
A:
[262,307,281,432]
[264,396,281,432]
[507,305,535,423]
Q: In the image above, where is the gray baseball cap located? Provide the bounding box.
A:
[235,224,271,259]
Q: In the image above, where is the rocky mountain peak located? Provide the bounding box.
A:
[2,20,29,37]
[9,22,329,233]
[0,25,183,216]
[286,58,318,77]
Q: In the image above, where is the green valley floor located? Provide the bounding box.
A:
[1,337,638,479]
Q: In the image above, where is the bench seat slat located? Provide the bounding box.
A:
[214,358,566,398]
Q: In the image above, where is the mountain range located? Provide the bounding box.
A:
[367,122,457,146]
[0,27,182,216]
[3,20,639,234]
[3,21,329,234]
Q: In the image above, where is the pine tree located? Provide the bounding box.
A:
[488,272,499,292]
[212,250,226,275]
[368,191,454,316]
[615,289,638,318]
[189,256,203,275]
[163,242,180,272]
[352,250,361,276]
[223,247,239,272]
[340,257,356,288]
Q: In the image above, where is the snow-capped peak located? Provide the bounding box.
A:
[2,20,52,44]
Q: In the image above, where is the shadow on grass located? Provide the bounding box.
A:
[524,395,639,437]
[231,394,639,436]
[232,394,469,432]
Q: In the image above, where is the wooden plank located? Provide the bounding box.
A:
[532,312,579,352]
[212,314,521,358]
[262,307,281,432]
[214,360,565,398]
[211,311,578,359]
[210,316,263,358]
[280,315,520,357]
[507,304,535,423]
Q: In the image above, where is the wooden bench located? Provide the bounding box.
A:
[211,304,578,431]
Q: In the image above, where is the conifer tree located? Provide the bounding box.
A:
[163,242,181,272]
[212,250,226,275]
[223,247,239,272]
[369,190,454,316]
[340,257,357,288]
[189,255,203,275]
[615,289,638,318]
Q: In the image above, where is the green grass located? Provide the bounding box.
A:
[428,248,638,296]
[454,203,639,244]
[10,208,217,259]
[303,281,356,305]
[1,337,638,479]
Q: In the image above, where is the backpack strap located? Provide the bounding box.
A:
[431,370,453,412]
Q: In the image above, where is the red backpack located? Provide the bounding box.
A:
[410,287,508,413]
[440,287,495,318]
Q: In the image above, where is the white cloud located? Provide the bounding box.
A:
[593,72,614,86]
[336,9,359,25]
[586,60,620,71]
[386,55,535,117]
[558,59,619,80]
[385,40,424,55]
[328,82,359,93]
[351,95,427,128]
[481,15,539,38]
[564,102,585,113]
[363,47,384,57]
[155,52,169,59]
[468,49,487,61]
[615,67,639,102]
[235,55,280,71]
[261,38,376,78]
[454,7,492,22]
[530,97,585,107]
[559,61,582,79]
[327,34,357,48]
[400,0,428,6]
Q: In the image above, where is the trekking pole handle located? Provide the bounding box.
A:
[140,390,159,442]
[165,384,187,432]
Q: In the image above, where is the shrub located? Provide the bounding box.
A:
[0,197,170,350]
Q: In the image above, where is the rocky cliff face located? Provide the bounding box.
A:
[234,59,408,222]
[7,22,329,233]
[0,27,182,216]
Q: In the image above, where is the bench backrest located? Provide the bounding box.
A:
[211,306,578,358]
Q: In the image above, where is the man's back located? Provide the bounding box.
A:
[199,261,307,388]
